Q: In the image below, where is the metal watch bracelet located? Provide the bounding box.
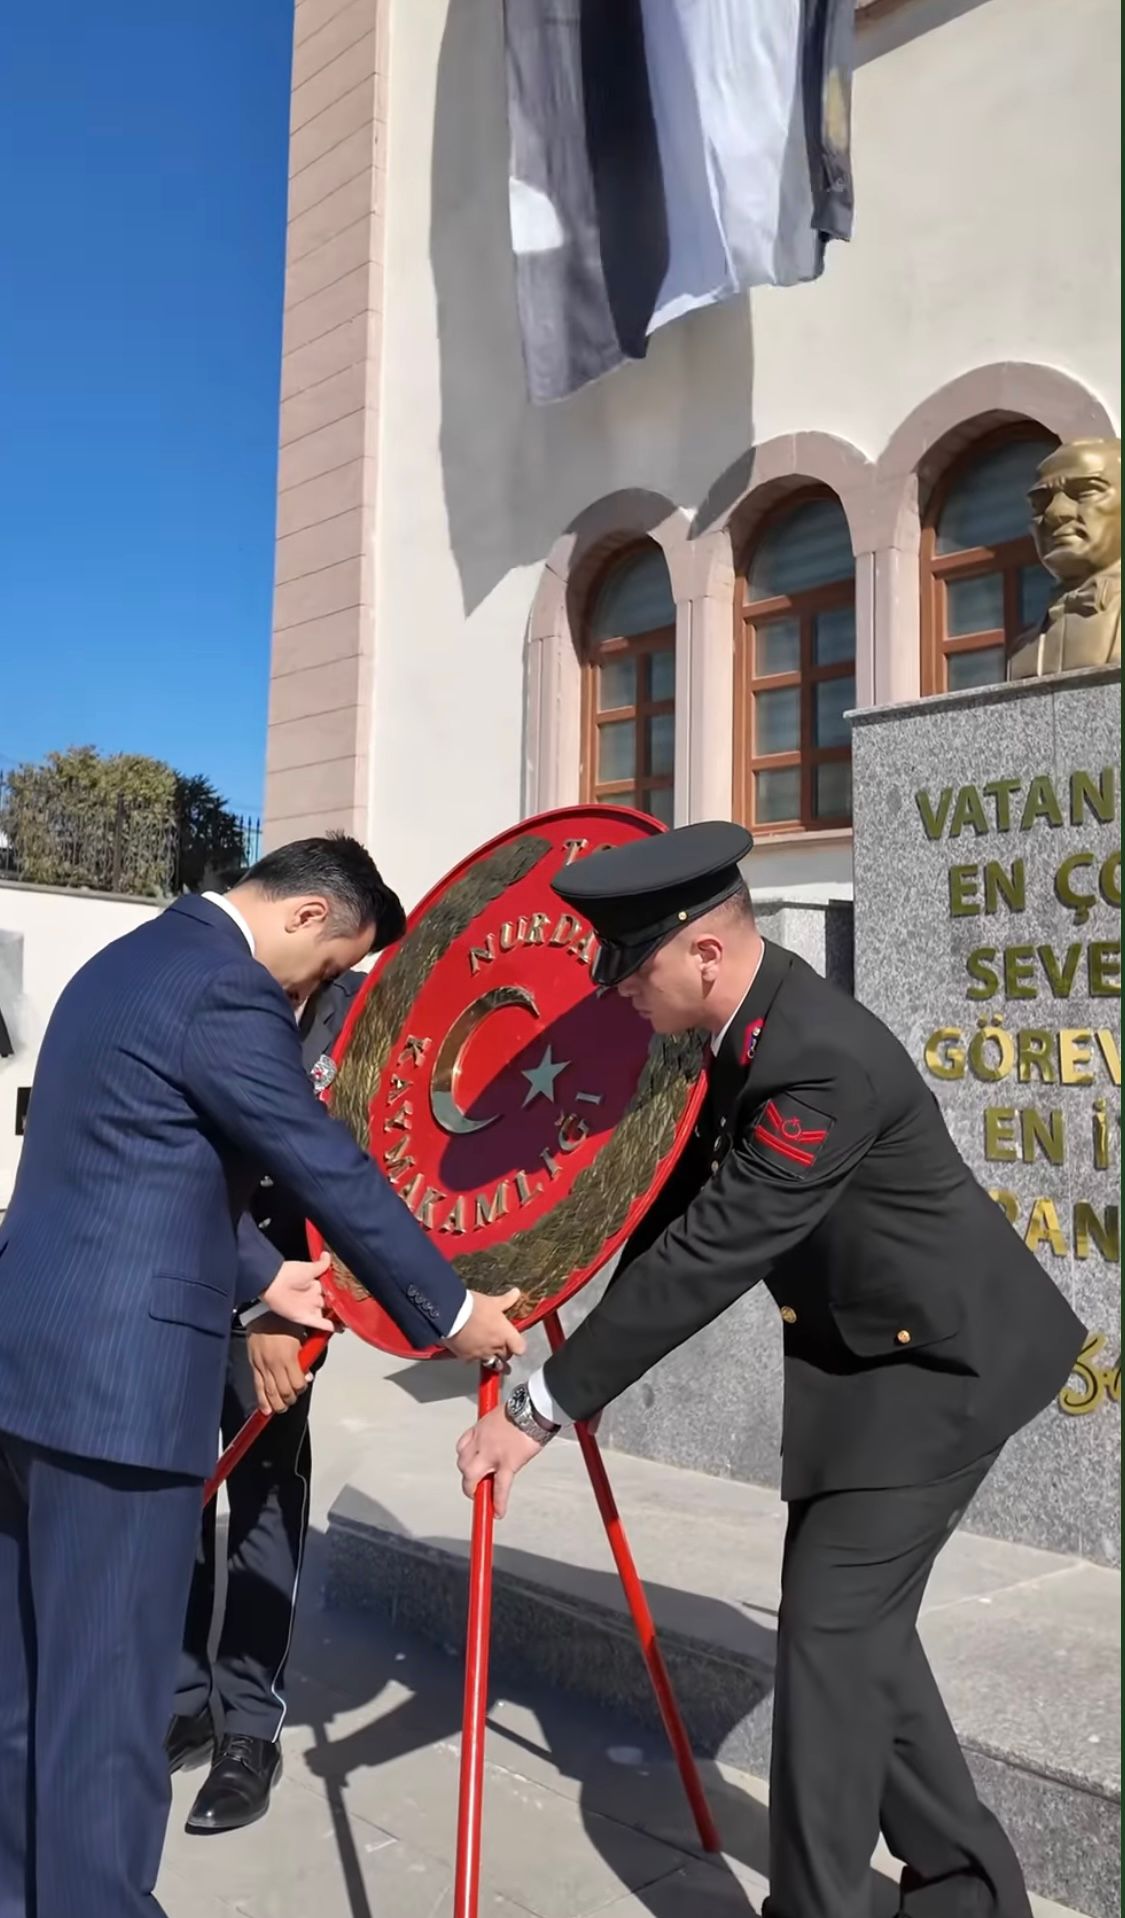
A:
[504,1383,559,1446]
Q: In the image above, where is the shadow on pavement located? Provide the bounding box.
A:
[260,1522,899,1917]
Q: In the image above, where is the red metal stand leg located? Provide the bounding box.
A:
[202,1328,334,1508]
[544,1314,722,1854]
[454,1367,500,1918]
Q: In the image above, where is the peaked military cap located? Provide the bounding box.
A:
[552,821,754,988]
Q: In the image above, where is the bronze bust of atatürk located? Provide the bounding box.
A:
[1008,438,1121,679]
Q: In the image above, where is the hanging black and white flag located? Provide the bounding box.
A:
[503,0,855,404]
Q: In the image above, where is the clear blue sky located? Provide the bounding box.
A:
[0,1,295,819]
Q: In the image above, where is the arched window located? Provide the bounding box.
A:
[581,544,676,824]
[735,493,856,833]
[921,427,1057,694]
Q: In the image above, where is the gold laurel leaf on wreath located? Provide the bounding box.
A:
[324,832,706,1310]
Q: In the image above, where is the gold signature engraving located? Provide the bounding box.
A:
[1059,1331,1122,1415]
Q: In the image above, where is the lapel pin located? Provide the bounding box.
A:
[310,1053,337,1095]
[741,1018,765,1066]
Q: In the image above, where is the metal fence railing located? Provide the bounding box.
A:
[0,774,261,899]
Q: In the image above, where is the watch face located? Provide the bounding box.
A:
[306,805,707,1358]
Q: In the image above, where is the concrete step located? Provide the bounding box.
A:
[317,1345,1120,1918]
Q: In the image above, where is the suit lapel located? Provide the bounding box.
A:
[299,971,364,1075]
[299,992,337,1072]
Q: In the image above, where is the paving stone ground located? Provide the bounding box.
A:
[158,1575,1085,1918]
[154,1334,1111,1918]
[157,1330,1091,1918]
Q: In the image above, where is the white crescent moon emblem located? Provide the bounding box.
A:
[428,986,540,1135]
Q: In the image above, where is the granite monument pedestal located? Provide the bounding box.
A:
[852,666,1120,1565]
[512,673,1119,1568]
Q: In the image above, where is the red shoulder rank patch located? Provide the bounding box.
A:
[749,1095,834,1174]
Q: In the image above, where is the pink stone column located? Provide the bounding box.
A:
[682,590,736,822]
[264,0,388,848]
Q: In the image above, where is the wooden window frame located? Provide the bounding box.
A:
[581,560,676,817]
[734,490,856,837]
[920,424,1056,696]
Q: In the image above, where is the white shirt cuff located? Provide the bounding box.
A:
[240,1302,272,1328]
[528,1366,570,1428]
[444,1293,474,1341]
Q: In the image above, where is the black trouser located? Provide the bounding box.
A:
[174,1329,314,1744]
[763,1452,1032,1918]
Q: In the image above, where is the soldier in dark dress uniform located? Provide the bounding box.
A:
[457,822,1086,1918]
[165,879,404,1835]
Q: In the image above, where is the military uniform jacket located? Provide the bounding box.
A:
[543,941,1086,1499]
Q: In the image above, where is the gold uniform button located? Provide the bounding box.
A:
[780,1306,797,1325]
[896,1329,911,1345]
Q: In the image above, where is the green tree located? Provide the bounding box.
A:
[174,773,252,892]
[0,746,249,898]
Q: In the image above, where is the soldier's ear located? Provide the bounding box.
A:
[694,933,724,971]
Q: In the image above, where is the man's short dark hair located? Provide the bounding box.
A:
[713,883,755,927]
[237,834,406,950]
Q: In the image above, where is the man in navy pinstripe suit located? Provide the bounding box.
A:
[0,836,524,1918]
[169,962,375,1836]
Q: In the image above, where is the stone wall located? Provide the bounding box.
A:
[0,882,160,1209]
[754,898,854,997]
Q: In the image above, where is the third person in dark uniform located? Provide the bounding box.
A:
[166,873,404,1834]
[457,822,1086,1918]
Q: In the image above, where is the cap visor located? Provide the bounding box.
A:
[591,933,664,992]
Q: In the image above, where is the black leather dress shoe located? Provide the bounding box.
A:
[185,1734,282,1834]
[165,1709,214,1774]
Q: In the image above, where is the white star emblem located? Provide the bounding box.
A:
[521,1044,569,1107]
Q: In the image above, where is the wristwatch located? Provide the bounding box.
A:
[504,1383,559,1446]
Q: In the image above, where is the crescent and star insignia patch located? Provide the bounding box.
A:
[749,1095,834,1177]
